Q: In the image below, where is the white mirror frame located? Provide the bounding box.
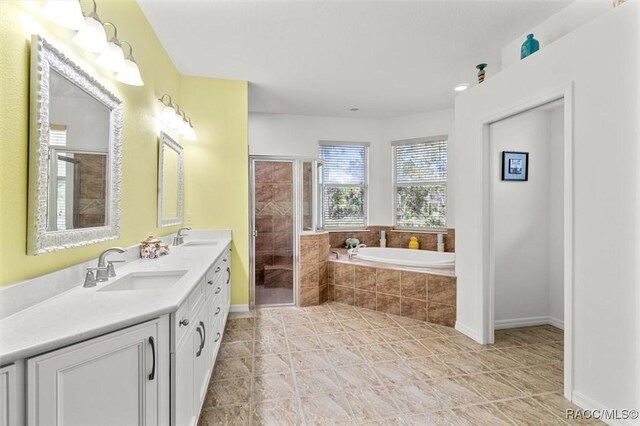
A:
[157,132,184,227]
[27,35,123,255]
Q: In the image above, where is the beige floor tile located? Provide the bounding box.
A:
[325,345,366,366]
[500,345,557,366]
[307,310,338,323]
[347,387,402,422]
[429,377,484,407]
[223,328,254,343]
[474,349,522,370]
[373,360,419,386]
[341,318,374,331]
[318,332,356,349]
[199,405,250,426]
[313,320,346,334]
[402,325,442,340]
[360,343,402,363]
[378,327,416,343]
[533,393,606,425]
[254,338,289,355]
[218,341,253,359]
[335,363,382,389]
[286,334,323,352]
[418,338,463,355]
[255,325,286,341]
[212,357,253,380]
[436,352,491,375]
[387,381,443,415]
[254,316,283,328]
[284,322,316,337]
[405,357,454,380]
[389,340,432,358]
[204,377,251,408]
[458,372,525,401]
[400,410,460,425]
[451,403,512,425]
[348,329,387,345]
[252,398,302,426]
[253,372,296,401]
[254,353,292,376]
[299,393,354,425]
[498,367,559,394]
[290,350,332,371]
[494,397,567,425]
[226,317,255,330]
[294,368,342,395]
[333,309,364,321]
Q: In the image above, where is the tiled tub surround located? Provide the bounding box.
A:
[328,227,455,252]
[254,161,294,290]
[298,233,330,307]
[198,304,578,426]
[328,254,456,327]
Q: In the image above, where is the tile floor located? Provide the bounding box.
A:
[198,302,601,426]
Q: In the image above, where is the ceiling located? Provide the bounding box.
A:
[137,0,572,119]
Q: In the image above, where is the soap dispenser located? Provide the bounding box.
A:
[408,237,420,250]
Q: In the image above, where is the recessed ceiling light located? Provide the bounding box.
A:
[454,84,469,92]
[349,107,359,112]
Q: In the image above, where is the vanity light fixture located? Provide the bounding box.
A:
[96,22,125,72]
[454,84,469,92]
[115,42,144,86]
[72,0,108,53]
[158,94,197,141]
[42,0,85,30]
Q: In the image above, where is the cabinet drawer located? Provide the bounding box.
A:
[189,277,206,316]
[205,264,224,299]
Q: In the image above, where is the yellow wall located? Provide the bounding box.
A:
[0,1,249,305]
[181,77,249,305]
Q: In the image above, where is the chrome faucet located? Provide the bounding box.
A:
[173,227,192,246]
[348,244,367,261]
[96,247,126,282]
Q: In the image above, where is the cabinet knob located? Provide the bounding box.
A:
[215,266,221,273]
[207,280,214,285]
[215,287,222,294]
[214,332,221,343]
[179,318,189,327]
[215,307,221,315]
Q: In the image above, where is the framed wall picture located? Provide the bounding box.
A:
[502,151,529,181]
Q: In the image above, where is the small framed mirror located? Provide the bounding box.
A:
[157,132,184,227]
[28,36,123,254]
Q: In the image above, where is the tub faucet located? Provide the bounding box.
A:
[331,250,340,259]
[173,227,192,246]
[96,247,126,282]
[348,244,367,261]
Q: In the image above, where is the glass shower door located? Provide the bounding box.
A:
[252,159,295,306]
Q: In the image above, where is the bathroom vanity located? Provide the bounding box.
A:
[0,234,231,426]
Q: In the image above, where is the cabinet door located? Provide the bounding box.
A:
[28,319,167,426]
[173,336,194,426]
[0,364,17,426]
[192,308,211,416]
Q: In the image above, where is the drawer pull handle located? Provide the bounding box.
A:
[215,287,222,294]
[148,336,156,381]
[214,332,221,343]
[195,326,203,357]
[215,266,221,273]
[215,307,221,315]
[179,318,189,327]
[207,280,214,285]
[226,267,230,284]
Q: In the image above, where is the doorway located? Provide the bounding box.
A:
[483,87,574,399]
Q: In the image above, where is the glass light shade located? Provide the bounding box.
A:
[160,105,177,125]
[183,125,197,141]
[179,119,190,135]
[96,41,125,72]
[73,17,108,53]
[42,0,85,30]
[115,58,144,86]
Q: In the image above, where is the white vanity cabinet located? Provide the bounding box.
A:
[26,317,169,426]
[172,248,231,426]
[0,362,23,426]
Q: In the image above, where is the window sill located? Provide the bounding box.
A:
[391,228,449,234]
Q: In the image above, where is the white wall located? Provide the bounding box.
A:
[548,107,564,323]
[249,109,455,226]
[454,2,638,413]
[491,106,563,328]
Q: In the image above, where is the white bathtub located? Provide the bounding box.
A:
[353,247,454,268]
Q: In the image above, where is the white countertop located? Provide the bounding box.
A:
[0,236,231,365]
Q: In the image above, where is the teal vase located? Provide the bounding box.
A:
[520,34,540,59]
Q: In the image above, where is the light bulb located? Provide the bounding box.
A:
[73,16,108,53]
[183,125,197,141]
[115,57,144,86]
[96,41,125,72]
[42,0,84,30]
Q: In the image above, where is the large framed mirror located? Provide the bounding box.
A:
[157,132,184,227]
[28,36,123,255]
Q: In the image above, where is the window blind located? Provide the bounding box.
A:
[393,138,447,229]
[319,143,368,228]
[49,126,68,230]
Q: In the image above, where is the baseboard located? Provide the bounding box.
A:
[495,316,564,330]
[572,391,636,426]
[229,304,250,313]
[455,321,482,343]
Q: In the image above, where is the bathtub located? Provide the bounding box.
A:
[353,247,454,268]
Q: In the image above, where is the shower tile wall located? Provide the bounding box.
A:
[298,233,330,307]
[254,162,294,295]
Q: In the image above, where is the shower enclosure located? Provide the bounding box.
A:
[249,157,323,307]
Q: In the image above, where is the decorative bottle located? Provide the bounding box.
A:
[520,34,540,59]
[408,237,420,250]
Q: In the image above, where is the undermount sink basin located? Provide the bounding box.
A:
[98,271,187,292]
[182,240,218,247]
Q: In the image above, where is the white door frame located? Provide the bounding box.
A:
[481,83,574,400]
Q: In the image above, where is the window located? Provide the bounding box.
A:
[49,125,68,231]
[319,142,368,229]
[393,136,447,229]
